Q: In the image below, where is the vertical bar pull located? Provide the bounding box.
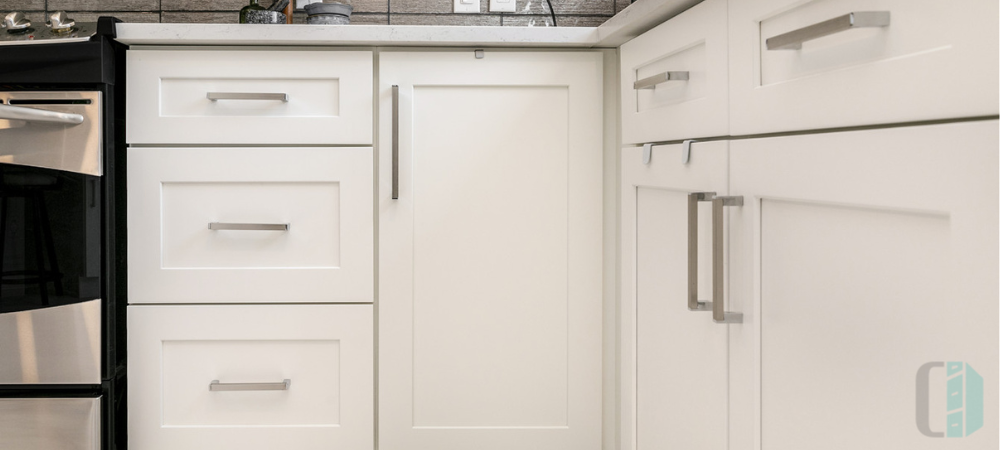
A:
[688,192,715,312]
[712,196,743,324]
[391,85,399,200]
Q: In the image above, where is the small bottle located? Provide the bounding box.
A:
[239,0,266,23]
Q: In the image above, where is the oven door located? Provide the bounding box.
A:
[0,91,103,385]
[0,397,101,450]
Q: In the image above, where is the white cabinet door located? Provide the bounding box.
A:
[620,142,729,450]
[728,121,999,450]
[378,51,604,450]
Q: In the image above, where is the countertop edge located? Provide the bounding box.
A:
[114,24,602,48]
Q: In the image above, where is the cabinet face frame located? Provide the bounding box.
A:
[727,121,1000,450]
[377,50,604,450]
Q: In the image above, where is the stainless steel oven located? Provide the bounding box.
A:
[0,15,124,450]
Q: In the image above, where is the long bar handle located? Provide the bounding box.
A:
[712,196,743,323]
[209,379,290,391]
[766,11,890,50]
[687,192,715,312]
[391,85,400,200]
[208,222,289,231]
[207,92,289,102]
[634,71,690,90]
[0,103,84,125]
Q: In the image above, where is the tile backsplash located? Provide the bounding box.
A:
[1,0,634,26]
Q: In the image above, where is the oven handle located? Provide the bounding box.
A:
[0,103,85,125]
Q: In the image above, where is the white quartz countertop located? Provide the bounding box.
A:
[115,0,700,48]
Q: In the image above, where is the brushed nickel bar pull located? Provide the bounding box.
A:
[712,196,743,324]
[208,222,289,231]
[688,192,715,312]
[209,379,291,391]
[766,11,890,50]
[634,71,690,90]
[0,103,83,125]
[392,85,400,200]
[207,92,289,102]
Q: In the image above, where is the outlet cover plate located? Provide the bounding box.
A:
[489,0,516,12]
[454,0,480,13]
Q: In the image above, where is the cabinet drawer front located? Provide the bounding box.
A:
[128,305,373,450]
[128,147,373,304]
[730,0,998,134]
[126,49,373,145]
[620,0,728,144]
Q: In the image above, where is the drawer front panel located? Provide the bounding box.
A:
[129,304,373,450]
[128,147,373,304]
[730,0,999,134]
[126,49,373,145]
[620,0,728,144]
[161,181,341,269]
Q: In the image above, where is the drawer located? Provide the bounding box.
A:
[126,49,373,145]
[620,0,728,144]
[127,147,373,304]
[729,0,999,135]
[128,304,373,450]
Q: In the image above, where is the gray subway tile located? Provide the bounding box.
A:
[391,13,500,26]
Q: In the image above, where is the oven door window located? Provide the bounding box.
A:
[0,163,101,314]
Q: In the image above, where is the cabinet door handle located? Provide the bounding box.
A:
[391,85,400,200]
[634,71,690,90]
[209,379,291,391]
[765,11,890,51]
[207,92,290,102]
[208,222,289,231]
[712,196,743,324]
[687,192,715,312]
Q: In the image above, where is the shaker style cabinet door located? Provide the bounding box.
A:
[378,51,604,450]
[727,121,999,450]
[619,142,731,450]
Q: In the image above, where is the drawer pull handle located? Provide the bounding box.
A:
[391,85,399,200]
[711,196,743,324]
[0,103,84,125]
[634,71,690,90]
[208,222,289,231]
[766,11,890,51]
[687,192,715,312]
[207,92,290,102]
[209,379,291,391]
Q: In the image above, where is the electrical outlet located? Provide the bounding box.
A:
[489,0,516,12]
[454,0,480,13]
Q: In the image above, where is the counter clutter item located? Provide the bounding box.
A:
[246,10,286,24]
[304,1,352,25]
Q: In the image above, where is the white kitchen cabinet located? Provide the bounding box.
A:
[128,146,374,304]
[727,121,999,450]
[128,304,374,450]
[619,141,730,450]
[378,50,604,450]
[729,0,999,134]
